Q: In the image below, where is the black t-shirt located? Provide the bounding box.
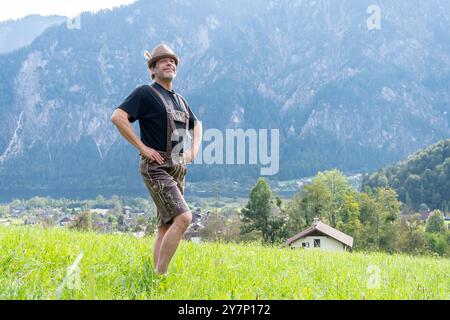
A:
[116,82,198,152]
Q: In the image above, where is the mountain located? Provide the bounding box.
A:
[362,139,450,211]
[0,15,67,54]
[0,0,449,197]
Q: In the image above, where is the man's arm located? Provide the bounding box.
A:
[111,108,164,164]
[186,121,203,163]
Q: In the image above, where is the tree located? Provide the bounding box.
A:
[223,212,246,243]
[136,215,147,227]
[201,208,245,243]
[112,199,123,216]
[356,192,379,250]
[26,196,49,209]
[107,214,117,232]
[394,214,428,255]
[240,178,287,244]
[313,170,353,227]
[117,214,124,231]
[70,209,94,231]
[374,187,401,224]
[144,214,158,236]
[361,139,450,211]
[426,233,449,256]
[201,211,227,242]
[425,210,446,234]
[302,181,333,226]
[284,192,309,236]
[285,170,363,246]
[340,193,362,245]
[285,173,336,234]
[373,188,401,252]
[94,195,106,208]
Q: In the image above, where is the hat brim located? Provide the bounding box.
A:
[148,54,179,67]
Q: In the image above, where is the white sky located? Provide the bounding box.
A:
[0,0,137,22]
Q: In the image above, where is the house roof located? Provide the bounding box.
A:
[284,221,353,248]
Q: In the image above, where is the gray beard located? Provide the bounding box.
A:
[161,71,176,80]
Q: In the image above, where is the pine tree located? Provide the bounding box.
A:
[425,210,446,234]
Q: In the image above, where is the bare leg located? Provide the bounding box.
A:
[153,225,170,270]
[155,212,192,275]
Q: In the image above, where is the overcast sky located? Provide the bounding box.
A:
[0,0,137,22]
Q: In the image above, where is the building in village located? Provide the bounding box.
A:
[284,218,353,252]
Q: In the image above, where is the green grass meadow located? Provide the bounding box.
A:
[0,225,449,300]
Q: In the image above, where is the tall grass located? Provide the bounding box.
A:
[0,225,448,299]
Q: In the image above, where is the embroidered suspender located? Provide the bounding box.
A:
[148,85,190,155]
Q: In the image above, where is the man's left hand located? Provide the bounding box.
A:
[183,149,195,164]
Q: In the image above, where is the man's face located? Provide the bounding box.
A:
[152,57,177,81]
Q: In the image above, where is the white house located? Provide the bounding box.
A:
[284,218,353,252]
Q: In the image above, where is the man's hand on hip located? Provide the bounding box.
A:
[139,145,164,165]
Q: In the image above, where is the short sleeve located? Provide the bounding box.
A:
[116,86,142,123]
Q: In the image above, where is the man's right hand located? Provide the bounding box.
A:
[139,145,164,165]
[110,109,164,165]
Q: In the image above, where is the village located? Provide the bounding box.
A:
[1,193,446,256]
[0,171,448,256]
[0,199,354,252]
[0,177,314,240]
[0,198,213,241]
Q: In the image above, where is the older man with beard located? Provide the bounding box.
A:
[111,43,202,275]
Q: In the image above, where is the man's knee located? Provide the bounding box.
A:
[174,211,192,230]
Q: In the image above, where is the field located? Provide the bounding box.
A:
[0,225,448,300]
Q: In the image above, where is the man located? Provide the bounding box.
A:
[111,43,202,275]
